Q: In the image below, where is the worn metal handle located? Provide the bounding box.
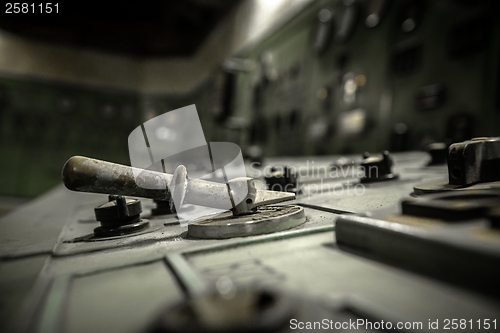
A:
[62,156,173,200]
[62,156,294,215]
[62,156,261,215]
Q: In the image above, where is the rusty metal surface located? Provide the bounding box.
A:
[0,186,103,259]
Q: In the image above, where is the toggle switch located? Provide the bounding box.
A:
[359,151,398,183]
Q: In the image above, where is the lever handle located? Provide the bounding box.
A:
[62,156,172,201]
[62,156,293,215]
[61,156,258,214]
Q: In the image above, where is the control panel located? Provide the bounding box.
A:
[1,138,499,332]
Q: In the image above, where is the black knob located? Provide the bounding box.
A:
[244,145,263,165]
[402,191,500,222]
[331,156,356,169]
[108,194,119,202]
[93,195,149,237]
[151,199,173,216]
[265,166,299,193]
[489,206,500,229]
[448,137,500,186]
[426,142,448,165]
[359,151,398,183]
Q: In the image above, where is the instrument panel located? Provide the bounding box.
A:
[1,140,500,332]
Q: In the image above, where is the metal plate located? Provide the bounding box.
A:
[414,178,500,195]
[187,205,306,239]
[335,213,500,297]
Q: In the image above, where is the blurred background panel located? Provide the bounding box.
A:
[0,0,498,202]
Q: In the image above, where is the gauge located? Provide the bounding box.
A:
[338,108,368,136]
[211,71,236,123]
[341,72,366,108]
[100,103,117,119]
[0,85,8,108]
[260,51,277,83]
[335,0,358,44]
[121,104,135,121]
[398,0,425,33]
[313,8,333,54]
[365,0,391,28]
[55,96,77,113]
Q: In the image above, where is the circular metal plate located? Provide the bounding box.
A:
[187,205,306,239]
[93,219,150,238]
[414,179,500,195]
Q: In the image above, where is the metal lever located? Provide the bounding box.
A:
[448,137,500,186]
[62,156,295,215]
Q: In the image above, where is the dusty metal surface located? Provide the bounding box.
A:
[335,212,500,297]
[186,232,500,330]
[51,204,332,257]
[2,0,500,330]
[2,150,500,333]
[149,287,337,333]
[0,186,102,259]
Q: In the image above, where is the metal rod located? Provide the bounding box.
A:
[62,156,232,209]
[62,156,172,200]
[62,156,293,214]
